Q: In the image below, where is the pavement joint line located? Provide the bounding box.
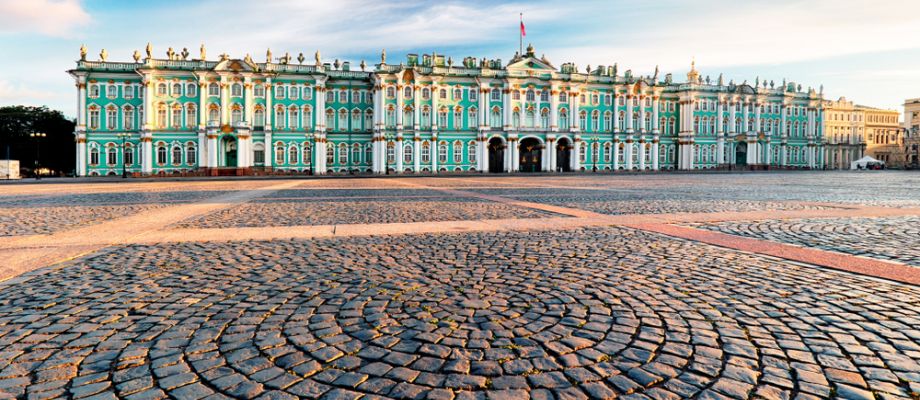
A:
[0,180,302,282]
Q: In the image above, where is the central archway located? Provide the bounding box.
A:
[735,141,747,167]
[222,136,238,167]
[519,137,542,173]
[488,137,505,173]
[556,137,573,172]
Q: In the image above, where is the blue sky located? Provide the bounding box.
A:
[1,0,919,119]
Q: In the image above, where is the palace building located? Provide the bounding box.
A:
[69,44,828,176]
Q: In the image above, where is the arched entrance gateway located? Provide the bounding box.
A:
[519,137,542,172]
[556,137,573,172]
[222,136,238,167]
[735,141,748,167]
[488,137,505,173]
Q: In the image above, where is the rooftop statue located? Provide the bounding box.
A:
[145,42,152,59]
[99,48,107,62]
[79,44,87,61]
[133,50,141,63]
[200,44,206,60]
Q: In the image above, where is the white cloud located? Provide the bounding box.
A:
[0,0,90,37]
[0,79,59,105]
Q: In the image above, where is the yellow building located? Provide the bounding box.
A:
[821,97,864,169]
[861,105,901,166]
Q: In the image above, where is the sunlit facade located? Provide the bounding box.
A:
[69,44,826,176]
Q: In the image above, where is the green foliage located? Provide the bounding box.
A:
[0,106,76,175]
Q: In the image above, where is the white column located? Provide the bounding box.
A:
[477,135,486,172]
[143,78,154,130]
[219,76,229,125]
[396,134,404,172]
[729,101,737,134]
[652,138,659,170]
[639,140,646,170]
[431,135,439,172]
[742,100,750,134]
[573,136,582,170]
[510,137,520,171]
[264,78,274,170]
[314,133,323,174]
[754,101,762,133]
[243,77,253,126]
[571,91,580,131]
[613,140,620,170]
[502,86,511,131]
[396,81,404,130]
[479,86,487,128]
[142,137,152,174]
[76,79,87,130]
[612,92,620,134]
[207,133,218,167]
[413,84,421,130]
[76,137,86,176]
[550,88,559,131]
[413,136,421,172]
[716,100,725,164]
[638,95,646,134]
[432,84,439,132]
[198,81,207,129]
[625,94,634,133]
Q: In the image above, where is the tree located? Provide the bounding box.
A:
[0,106,76,176]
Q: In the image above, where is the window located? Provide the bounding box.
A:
[403,143,413,164]
[490,107,501,128]
[124,146,134,166]
[171,146,182,165]
[254,108,265,127]
[438,108,448,128]
[186,143,196,165]
[106,107,117,130]
[186,105,196,128]
[512,91,520,101]
[157,105,167,128]
[232,107,243,125]
[275,144,285,165]
[90,147,99,165]
[325,90,334,103]
[454,88,462,101]
[453,141,462,163]
[352,144,361,165]
[453,109,462,130]
[124,107,135,130]
[579,143,586,163]
[604,112,612,132]
[303,86,312,100]
[387,142,395,164]
[276,85,286,100]
[208,83,219,96]
[491,88,500,101]
[157,145,167,164]
[339,89,347,102]
[559,109,568,129]
[107,146,117,165]
[338,109,347,131]
[386,86,395,98]
[187,83,197,97]
[364,110,373,131]
[254,84,265,97]
[107,85,117,98]
[468,141,477,164]
[276,107,286,129]
[303,143,312,165]
[560,92,568,103]
[540,90,549,102]
[289,146,299,165]
[469,108,478,129]
[526,90,535,102]
[421,141,431,163]
[207,106,219,124]
[290,107,300,129]
[254,146,265,164]
[338,143,348,165]
[290,86,299,100]
[541,109,550,129]
[470,89,478,102]
[231,83,242,97]
[303,107,313,130]
[172,83,182,97]
[422,88,430,100]
[171,107,182,129]
[89,84,100,98]
[326,145,335,166]
[124,85,135,99]
[404,86,413,99]
[386,106,396,128]
[439,89,447,100]
[157,83,167,96]
[438,141,448,163]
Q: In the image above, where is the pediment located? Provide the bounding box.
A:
[507,56,556,72]
[214,58,258,72]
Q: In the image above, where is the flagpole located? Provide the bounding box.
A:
[519,12,523,55]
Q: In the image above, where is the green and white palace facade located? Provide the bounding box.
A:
[68,44,827,176]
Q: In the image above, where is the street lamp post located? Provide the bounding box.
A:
[117,132,130,178]
[591,135,599,172]
[30,132,46,180]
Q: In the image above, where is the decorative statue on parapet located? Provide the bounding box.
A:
[315,50,321,67]
[79,44,87,61]
[244,53,253,65]
[266,48,273,63]
[99,49,108,62]
[664,73,672,84]
[200,44,206,60]
[133,50,141,63]
[145,42,152,59]
[181,48,189,60]
[718,73,724,86]
[381,49,387,64]
[297,52,305,64]
[653,65,659,82]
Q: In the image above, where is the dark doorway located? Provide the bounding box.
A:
[556,137,572,172]
[519,138,542,172]
[488,137,505,173]
[735,142,747,167]
[223,136,238,167]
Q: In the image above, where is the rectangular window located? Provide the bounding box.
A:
[107,85,117,98]
[89,85,100,98]
[254,84,265,97]
[124,148,134,166]
[303,86,312,100]
[124,86,134,99]
[275,86,284,99]
[470,90,478,102]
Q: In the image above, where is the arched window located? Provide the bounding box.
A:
[386,106,396,128]
[404,86,413,99]
[579,111,587,131]
[338,143,348,165]
[438,141,448,163]
[156,144,167,165]
[208,83,219,96]
[604,112,612,132]
[541,108,550,129]
[512,109,521,129]
[186,142,196,165]
[453,141,462,163]
[352,144,361,164]
[185,105,196,128]
[403,143,413,164]
[231,83,242,97]
[559,92,568,103]
[289,145,298,165]
[303,106,313,129]
[254,107,265,128]
[604,142,612,163]
[453,108,462,130]
[124,145,134,166]
[290,107,300,129]
[106,106,117,130]
[208,105,219,124]
[275,107,286,129]
[526,90,535,102]
[171,145,182,165]
[490,107,502,128]
[275,143,285,165]
[303,142,312,166]
[559,109,569,129]
[386,142,395,165]
[468,141,477,164]
[88,107,100,130]
[421,106,431,129]
[231,106,243,125]
[386,86,395,98]
[157,83,167,96]
[591,110,600,132]
[325,109,334,130]
[186,83,197,97]
[403,107,413,126]
[156,104,167,128]
[453,88,462,100]
[171,106,182,129]
[123,106,135,130]
[526,110,535,128]
[469,107,478,129]
[618,111,625,131]
[107,145,117,165]
[491,88,500,101]
[421,141,431,163]
[422,88,430,100]
[338,109,348,131]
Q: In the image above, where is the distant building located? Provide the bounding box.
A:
[903,98,920,168]
[820,97,864,169]
[68,44,828,176]
[860,106,901,167]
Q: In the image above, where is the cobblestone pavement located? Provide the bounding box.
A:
[2,228,920,400]
[176,198,562,229]
[1,171,920,399]
[0,204,168,236]
[696,216,920,268]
